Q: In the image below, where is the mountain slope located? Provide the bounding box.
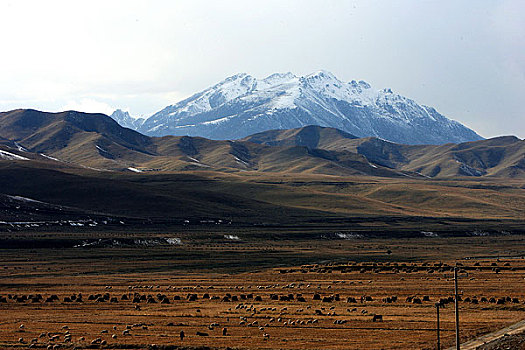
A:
[0,110,520,178]
[138,71,483,144]
[0,109,401,176]
[245,127,525,178]
[242,125,358,149]
[0,109,156,170]
[0,109,152,152]
[110,109,145,130]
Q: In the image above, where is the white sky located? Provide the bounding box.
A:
[0,0,523,138]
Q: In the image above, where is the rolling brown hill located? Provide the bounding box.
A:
[0,109,402,177]
[241,125,358,149]
[0,110,523,178]
[243,126,525,178]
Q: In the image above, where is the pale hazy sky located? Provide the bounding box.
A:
[0,0,523,138]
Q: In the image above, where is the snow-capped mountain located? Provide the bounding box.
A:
[136,71,483,144]
[110,109,145,130]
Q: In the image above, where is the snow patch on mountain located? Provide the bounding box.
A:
[110,109,145,130]
[124,71,483,145]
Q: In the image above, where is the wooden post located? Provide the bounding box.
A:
[436,302,441,350]
[454,267,460,350]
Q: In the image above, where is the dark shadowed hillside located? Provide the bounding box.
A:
[245,127,525,178]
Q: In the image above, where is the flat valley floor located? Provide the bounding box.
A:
[1,232,525,349]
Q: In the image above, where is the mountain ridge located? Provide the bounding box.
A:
[243,126,524,178]
[110,109,145,130]
[1,109,522,178]
[126,71,484,145]
[0,109,402,177]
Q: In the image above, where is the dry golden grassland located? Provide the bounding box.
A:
[1,235,525,349]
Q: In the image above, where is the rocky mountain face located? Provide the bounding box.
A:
[136,71,483,145]
[110,109,145,130]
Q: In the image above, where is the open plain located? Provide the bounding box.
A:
[1,231,525,350]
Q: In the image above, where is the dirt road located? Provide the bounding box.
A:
[446,319,525,350]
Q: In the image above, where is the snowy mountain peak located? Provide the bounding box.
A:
[110,109,145,130]
[259,72,297,88]
[305,69,339,80]
[225,72,249,80]
[211,73,257,97]
[302,70,342,89]
[264,72,296,80]
[350,80,372,89]
[113,109,130,117]
[135,71,484,145]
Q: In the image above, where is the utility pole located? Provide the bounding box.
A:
[454,267,460,350]
[436,302,441,350]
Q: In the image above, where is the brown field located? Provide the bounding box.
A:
[1,233,525,349]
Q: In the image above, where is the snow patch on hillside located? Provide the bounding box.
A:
[0,150,29,161]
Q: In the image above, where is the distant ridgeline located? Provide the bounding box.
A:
[112,70,483,145]
[0,109,523,178]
